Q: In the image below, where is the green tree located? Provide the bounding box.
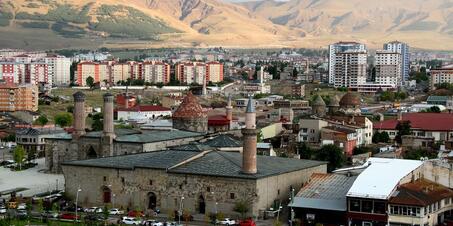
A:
[13,146,26,171]
[233,200,250,220]
[297,142,313,159]
[54,112,73,128]
[372,131,390,143]
[403,148,438,160]
[34,115,49,126]
[353,146,373,155]
[395,121,411,144]
[315,144,345,172]
[91,113,103,131]
[86,76,94,88]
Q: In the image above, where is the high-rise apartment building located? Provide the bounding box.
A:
[429,67,453,90]
[333,50,367,88]
[383,41,410,82]
[329,42,366,85]
[142,61,170,84]
[375,50,402,87]
[45,55,71,86]
[0,84,38,112]
[206,62,224,83]
[176,61,224,85]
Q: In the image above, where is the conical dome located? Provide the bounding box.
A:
[328,95,340,107]
[173,92,207,118]
[312,95,326,106]
[340,92,361,108]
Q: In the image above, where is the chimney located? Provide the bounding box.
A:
[226,95,233,121]
[242,95,258,174]
[103,93,115,139]
[72,91,86,139]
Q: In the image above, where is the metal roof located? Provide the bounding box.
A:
[289,173,357,211]
[202,135,241,148]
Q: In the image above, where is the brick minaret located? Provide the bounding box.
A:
[103,93,116,140]
[72,91,86,139]
[226,95,233,121]
[241,96,257,174]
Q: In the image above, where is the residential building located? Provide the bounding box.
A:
[388,179,453,226]
[374,113,453,141]
[0,84,38,111]
[429,67,453,90]
[16,126,67,156]
[333,50,367,88]
[346,158,423,226]
[321,126,358,156]
[45,55,71,86]
[111,62,132,84]
[328,42,366,85]
[176,61,224,85]
[375,50,402,87]
[0,62,24,84]
[142,61,170,84]
[298,119,328,143]
[383,41,410,81]
[206,61,224,83]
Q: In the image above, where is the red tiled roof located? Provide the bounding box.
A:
[173,92,207,118]
[390,179,453,206]
[374,113,453,131]
[117,105,170,112]
[208,115,231,126]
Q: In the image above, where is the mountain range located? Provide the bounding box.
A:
[0,0,452,50]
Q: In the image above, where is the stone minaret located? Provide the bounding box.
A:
[72,91,86,139]
[226,95,233,121]
[241,96,258,174]
[202,74,207,96]
[103,93,116,140]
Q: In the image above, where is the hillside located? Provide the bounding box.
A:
[0,0,452,50]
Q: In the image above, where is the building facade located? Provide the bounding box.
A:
[329,42,366,85]
[383,41,410,82]
[0,84,38,111]
[375,50,402,88]
[333,50,367,88]
[429,68,453,90]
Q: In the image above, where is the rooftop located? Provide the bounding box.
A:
[290,173,357,211]
[374,113,453,131]
[117,105,171,112]
[63,150,326,180]
[390,179,453,206]
[16,127,66,136]
[202,134,242,148]
[347,158,423,200]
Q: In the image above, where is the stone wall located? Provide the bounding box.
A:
[173,118,208,133]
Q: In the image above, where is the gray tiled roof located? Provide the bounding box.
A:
[17,127,66,136]
[63,150,200,170]
[172,143,214,152]
[63,150,326,180]
[84,129,141,138]
[114,130,203,143]
[169,151,326,179]
[202,135,241,148]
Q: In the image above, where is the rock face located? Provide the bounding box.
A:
[173,92,208,133]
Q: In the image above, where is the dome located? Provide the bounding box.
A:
[340,92,361,108]
[173,92,207,118]
[328,95,340,107]
[312,95,326,106]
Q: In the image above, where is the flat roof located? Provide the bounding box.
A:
[346,158,423,200]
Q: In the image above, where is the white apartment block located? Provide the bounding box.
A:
[375,50,402,88]
[142,61,170,84]
[333,50,367,88]
[429,67,453,90]
[329,42,366,85]
[176,61,224,85]
[384,41,410,81]
[45,55,71,86]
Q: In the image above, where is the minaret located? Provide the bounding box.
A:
[241,96,258,174]
[202,74,207,96]
[226,95,233,121]
[102,93,116,140]
[72,91,86,139]
[260,67,264,84]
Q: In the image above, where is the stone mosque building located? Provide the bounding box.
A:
[45,92,216,173]
[60,96,327,217]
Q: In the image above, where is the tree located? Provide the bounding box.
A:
[292,67,298,77]
[86,76,94,88]
[424,106,441,113]
[395,121,411,144]
[315,144,345,172]
[233,200,250,219]
[353,146,373,155]
[91,113,103,131]
[34,115,49,126]
[13,146,26,171]
[403,148,438,160]
[297,142,313,159]
[54,112,73,128]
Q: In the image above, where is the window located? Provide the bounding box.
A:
[230,193,235,199]
[207,186,211,192]
[149,180,153,186]
[278,189,280,195]
[179,185,182,190]
[374,201,386,214]
[362,200,373,213]
[350,199,361,212]
[103,176,107,182]
[121,177,125,183]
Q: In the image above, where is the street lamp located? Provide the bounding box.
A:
[212,192,218,225]
[75,187,82,223]
[178,196,185,225]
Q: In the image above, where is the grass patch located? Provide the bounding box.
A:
[19,21,50,29]
[51,22,86,38]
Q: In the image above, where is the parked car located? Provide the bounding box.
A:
[62,204,83,212]
[122,216,142,225]
[17,203,27,210]
[40,211,59,219]
[128,210,145,218]
[109,208,124,215]
[239,219,256,226]
[165,222,182,226]
[218,218,236,225]
[85,214,105,222]
[85,207,103,213]
[60,212,81,220]
[0,206,7,214]
[142,220,160,226]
